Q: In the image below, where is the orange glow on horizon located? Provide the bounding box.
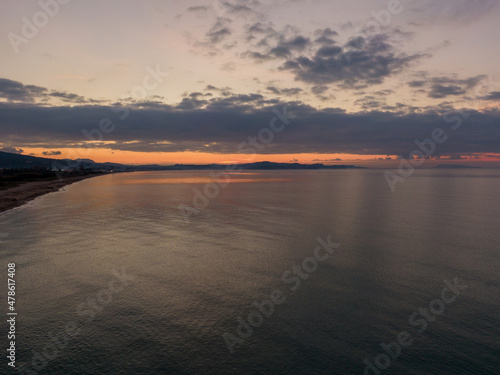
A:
[21,148,397,165]
[17,148,500,166]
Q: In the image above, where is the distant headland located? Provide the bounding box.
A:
[0,151,365,172]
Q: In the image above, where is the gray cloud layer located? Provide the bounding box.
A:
[1,95,499,157]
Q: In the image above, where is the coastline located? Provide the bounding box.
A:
[0,173,106,214]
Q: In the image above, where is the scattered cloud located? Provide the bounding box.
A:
[482,91,500,100]
[42,150,62,156]
[0,147,24,154]
[49,91,88,103]
[408,75,486,98]
[206,17,232,44]
[0,78,100,105]
[279,32,427,88]
[267,86,303,96]
[0,78,47,102]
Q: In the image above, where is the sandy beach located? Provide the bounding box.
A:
[0,174,105,214]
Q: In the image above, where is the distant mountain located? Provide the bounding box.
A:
[433,164,480,169]
[134,161,365,171]
[0,152,365,171]
[0,151,127,171]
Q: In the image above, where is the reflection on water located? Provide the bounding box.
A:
[119,177,291,184]
[0,169,499,374]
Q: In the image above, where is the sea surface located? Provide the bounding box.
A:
[0,169,499,374]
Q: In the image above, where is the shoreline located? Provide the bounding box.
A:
[0,173,106,214]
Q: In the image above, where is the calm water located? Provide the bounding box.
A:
[1,169,499,374]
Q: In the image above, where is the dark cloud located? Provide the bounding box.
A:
[0,78,97,104]
[266,86,302,96]
[313,28,338,45]
[244,32,311,60]
[243,23,313,60]
[355,95,387,110]
[241,50,274,61]
[49,91,87,103]
[428,85,466,99]
[1,96,499,158]
[311,85,328,95]
[206,18,232,44]
[245,22,279,46]
[222,2,253,15]
[0,147,24,154]
[176,97,209,110]
[408,80,426,88]
[482,91,500,100]
[212,0,261,18]
[241,26,427,88]
[278,33,426,87]
[0,78,47,102]
[42,150,62,156]
[408,75,486,98]
[203,85,234,97]
[266,86,280,95]
[280,88,303,96]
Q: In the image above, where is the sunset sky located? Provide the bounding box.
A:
[1,0,500,167]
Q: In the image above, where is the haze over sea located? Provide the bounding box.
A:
[1,169,499,374]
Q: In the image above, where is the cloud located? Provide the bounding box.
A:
[42,150,62,156]
[195,20,424,91]
[266,86,303,96]
[408,80,426,88]
[482,91,500,100]
[311,85,328,95]
[245,21,280,48]
[270,35,310,57]
[0,147,24,154]
[0,78,97,104]
[202,18,233,46]
[221,2,254,16]
[212,0,262,18]
[408,75,486,98]
[49,91,87,103]
[1,95,499,158]
[428,85,465,99]
[277,32,426,88]
[313,28,338,45]
[243,29,311,60]
[0,78,47,102]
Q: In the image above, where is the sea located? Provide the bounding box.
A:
[0,169,499,374]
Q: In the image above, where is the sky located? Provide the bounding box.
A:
[1,0,500,167]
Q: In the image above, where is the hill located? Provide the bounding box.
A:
[0,151,126,171]
[0,152,364,171]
